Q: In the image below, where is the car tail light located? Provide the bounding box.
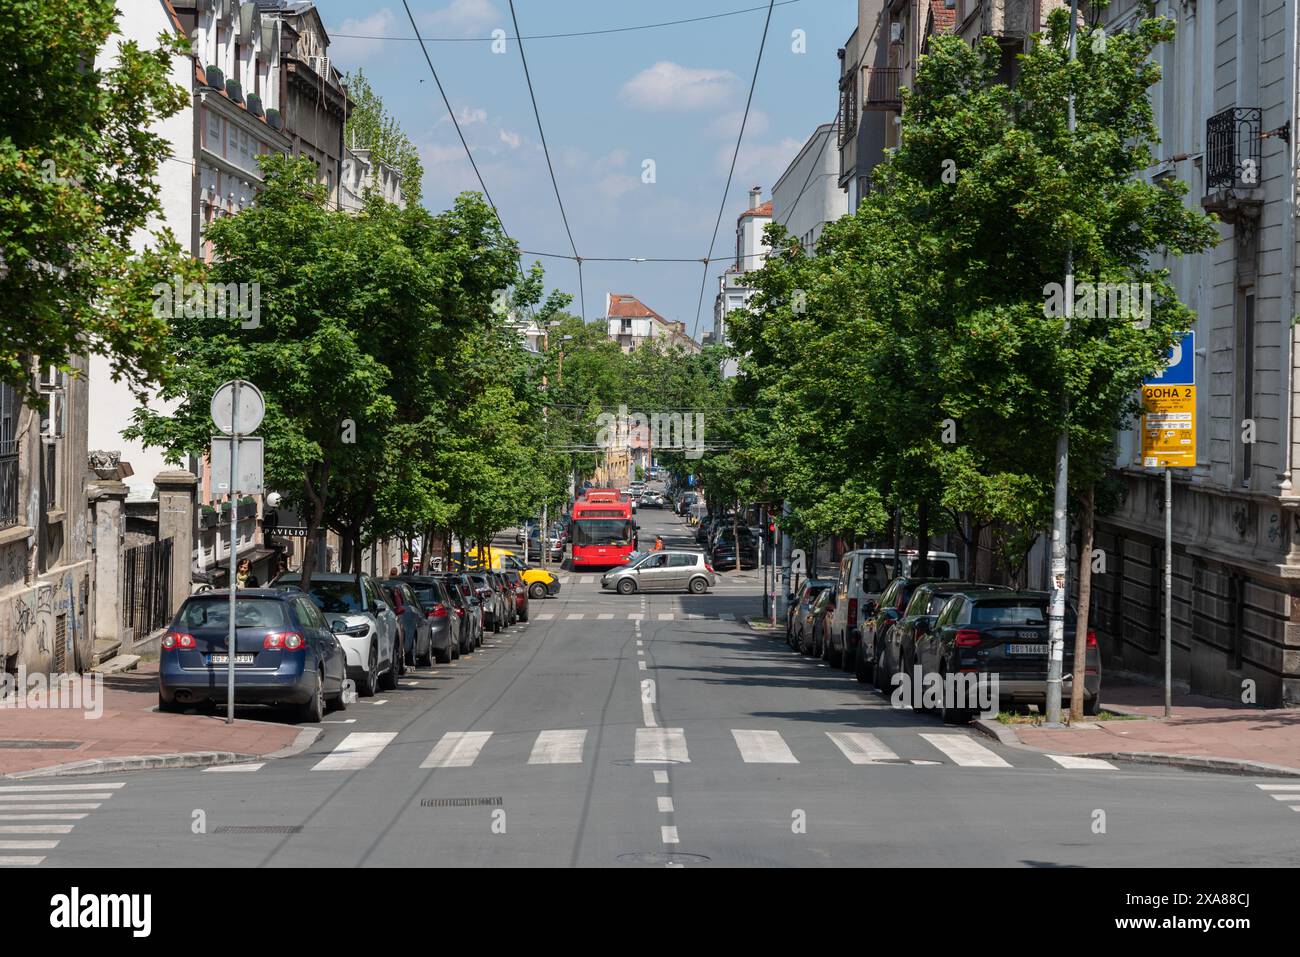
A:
[162,631,195,650]
[705,563,714,573]
[429,604,449,618]
[454,606,465,618]
[848,598,858,624]
[955,629,981,647]
[1086,629,1097,648]
[264,632,305,651]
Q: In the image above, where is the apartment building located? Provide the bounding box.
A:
[711,187,772,376]
[1088,0,1300,707]
[606,294,701,354]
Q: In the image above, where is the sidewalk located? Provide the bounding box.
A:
[0,662,306,777]
[994,679,1300,775]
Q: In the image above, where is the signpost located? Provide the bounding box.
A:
[210,380,265,725]
[1141,332,1195,718]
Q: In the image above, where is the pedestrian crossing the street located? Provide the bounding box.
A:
[0,781,125,866]
[296,726,1117,775]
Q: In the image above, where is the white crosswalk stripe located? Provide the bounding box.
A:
[657,613,674,621]
[528,730,587,765]
[628,613,644,620]
[732,730,798,764]
[636,728,690,764]
[580,576,595,584]
[566,613,585,621]
[203,763,265,773]
[421,731,494,769]
[920,733,1012,768]
[0,781,125,866]
[536,613,554,620]
[597,613,614,620]
[826,731,901,764]
[311,732,398,771]
[1045,754,1117,770]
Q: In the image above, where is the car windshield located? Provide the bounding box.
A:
[971,600,1072,626]
[409,584,440,606]
[178,597,289,630]
[573,519,636,546]
[861,560,895,593]
[289,580,363,614]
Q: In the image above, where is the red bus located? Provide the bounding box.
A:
[571,494,636,569]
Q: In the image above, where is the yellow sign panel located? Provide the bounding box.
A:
[1140,384,1196,468]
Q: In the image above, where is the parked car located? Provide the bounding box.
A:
[601,550,716,594]
[640,491,665,508]
[491,571,517,626]
[526,525,565,563]
[391,576,459,664]
[676,492,698,516]
[827,549,961,672]
[711,526,759,570]
[159,589,348,721]
[863,574,993,686]
[465,547,560,599]
[502,570,529,621]
[912,590,1101,723]
[380,580,430,672]
[787,578,835,651]
[437,573,483,655]
[273,572,399,697]
[801,588,835,657]
[467,572,505,632]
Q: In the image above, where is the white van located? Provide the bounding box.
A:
[824,549,960,669]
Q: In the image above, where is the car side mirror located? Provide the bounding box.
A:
[374,600,389,614]
[864,600,878,616]
[330,619,345,633]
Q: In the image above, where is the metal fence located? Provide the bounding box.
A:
[1206,106,1262,191]
[122,538,174,638]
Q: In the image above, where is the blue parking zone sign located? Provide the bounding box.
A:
[1144,331,1194,386]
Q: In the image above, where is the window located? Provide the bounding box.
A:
[904,587,931,617]
[0,383,18,528]
[668,554,696,567]
[639,554,667,569]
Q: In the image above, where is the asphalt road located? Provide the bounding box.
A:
[9,507,1300,868]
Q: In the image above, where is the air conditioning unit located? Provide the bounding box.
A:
[890,22,904,44]
[308,55,330,80]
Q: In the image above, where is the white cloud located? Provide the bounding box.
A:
[330,8,400,65]
[420,0,500,36]
[498,129,522,149]
[619,61,738,112]
[707,109,770,141]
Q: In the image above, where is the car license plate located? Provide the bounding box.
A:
[209,654,255,665]
[1005,643,1047,656]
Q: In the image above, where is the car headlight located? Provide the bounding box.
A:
[332,620,370,637]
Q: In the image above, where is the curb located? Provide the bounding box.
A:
[971,716,1300,777]
[5,750,261,779]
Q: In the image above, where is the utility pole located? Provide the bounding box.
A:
[1046,0,1079,726]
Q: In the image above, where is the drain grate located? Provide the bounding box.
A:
[0,740,82,750]
[421,797,503,808]
[214,825,303,834]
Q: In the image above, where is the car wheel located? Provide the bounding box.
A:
[854,641,872,684]
[688,576,707,594]
[617,578,637,595]
[939,663,970,724]
[529,582,547,600]
[379,651,399,691]
[299,670,325,723]
[873,644,891,695]
[1084,693,1101,717]
[359,644,378,697]
[435,644,451,665]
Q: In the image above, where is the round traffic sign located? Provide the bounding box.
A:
[210,380,265,435]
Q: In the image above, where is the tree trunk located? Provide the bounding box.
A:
[1070,486,1096,720]
[916,496,930,575]
[299,463,328,591]
[733,505,741,573]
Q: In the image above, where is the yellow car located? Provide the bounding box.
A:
[462,548,559,599]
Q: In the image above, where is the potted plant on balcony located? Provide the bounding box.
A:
[200,505,219,529]
[225,79,243,105]
[245,92,264,118]
[265,108,282,130]
[204,65,225,91]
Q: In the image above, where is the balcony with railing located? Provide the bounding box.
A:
[862,67,903,112]
[1204,107,1263,222]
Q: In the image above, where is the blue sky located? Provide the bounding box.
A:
[313,0,855,340]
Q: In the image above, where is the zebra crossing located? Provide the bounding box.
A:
[303,727,1119,773]
[532,611,737,622]
[1254,782,1300,813]
[0,781,125,866]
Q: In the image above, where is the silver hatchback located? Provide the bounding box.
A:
[601,551,717,595]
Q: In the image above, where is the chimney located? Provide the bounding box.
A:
[749,186,762,210]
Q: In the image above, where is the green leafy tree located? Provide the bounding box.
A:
[344,69,423,205]
[0,0,196,397]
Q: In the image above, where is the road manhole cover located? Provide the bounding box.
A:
[214,825,303,834]
[618,851,710,866]
[0,740,82,749]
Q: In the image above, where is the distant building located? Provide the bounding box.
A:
[605,294,701,354]
[772,123,848,254]
[340,146,405,212]
[712,187,771,377]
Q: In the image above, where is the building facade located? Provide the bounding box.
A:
[772,122,850,254]
[1088,0,1300,707]
[711,187,771,377]
[605,294,701,354]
